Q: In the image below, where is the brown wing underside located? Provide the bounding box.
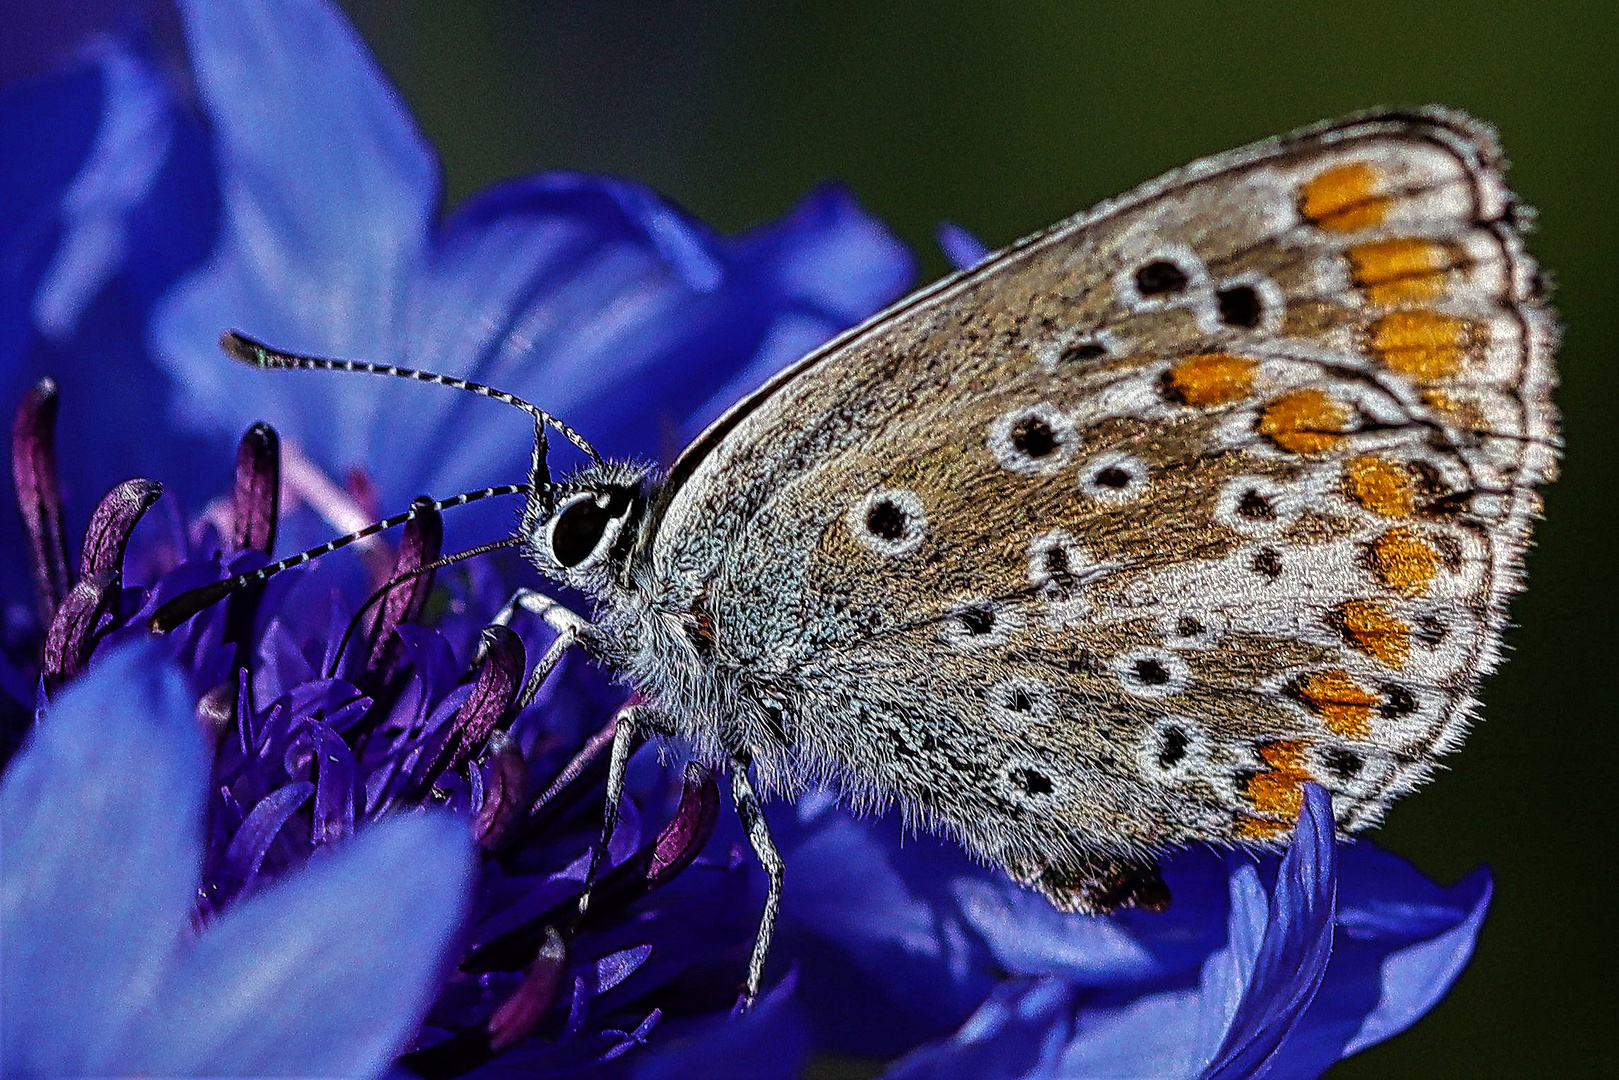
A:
[653,109,1556,912]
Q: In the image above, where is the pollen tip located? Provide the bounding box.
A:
[219,330,261,364]
[148,579,235,634]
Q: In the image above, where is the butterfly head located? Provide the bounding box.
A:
[519,460,655,596]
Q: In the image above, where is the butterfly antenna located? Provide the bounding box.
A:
[327,535,523,677]
[220,330,602,465]
[148,484,534,634]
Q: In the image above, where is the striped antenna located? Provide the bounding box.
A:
[220,331,602,464]
[148,483,533,634]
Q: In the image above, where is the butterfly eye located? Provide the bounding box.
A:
[550,494,612,567]
[549,488,634,569]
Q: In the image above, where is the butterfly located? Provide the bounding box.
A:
[156,107,1557,1005]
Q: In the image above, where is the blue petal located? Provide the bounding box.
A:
[1341,869,1491,1053]
[772,797,1235,1060]
[0,63,101,370]
[148,0,915,513]
[1,42,219,611]
[673,183,915,447]
[1257,851,1493,1079]
[30,44,170,343]
[389,172,751,497]
[767,795,998,1055]
[632,973,809,1080]
[122,811,475,1078]
[956,844,1238,986]
[154,0,438,464]
[375,176,907,506]
[883,977,1077,1080]
[0,643,206,1077]
[936,222,991,271]
[1201,783,1337,1078]
[854,787,1345,1079]
[987,864,1249,1079]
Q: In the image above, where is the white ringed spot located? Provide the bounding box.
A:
[939,596,1025,650]
[1157,610,1228,649]
[1078,451,1151,503]
[1213,475,1298,538]
[1114,241,1211,310]
[985,677,1058,732]
[1028,528,1108,627]
[1135,716,1211,783]
[1202,273,1287,335]
[1111,647,1192,698]
[988,403,1078,474]
[847,487,928,557]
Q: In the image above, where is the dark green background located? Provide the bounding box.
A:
[343,3,1615,1076]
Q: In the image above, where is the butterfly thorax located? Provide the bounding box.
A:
[517,461,777,760]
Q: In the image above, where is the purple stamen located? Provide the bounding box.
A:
[570,761,719,921]
[79,478,163,582]
[487,925,568,1051]
[524,707,644,834]
[231,423,281,554]
[475,735,529,850]
[415,625,524,798]
[647,762,721,888]
[366,496,443,674]
[461,763,718,976]
[11,378,70,629]
[43,573,117,687]
[400,926,568,1077]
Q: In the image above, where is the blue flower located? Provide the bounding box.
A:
[0,643,476,1077]
[1,2,1493,1077]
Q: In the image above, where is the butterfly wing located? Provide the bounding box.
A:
[640,109,1555,910]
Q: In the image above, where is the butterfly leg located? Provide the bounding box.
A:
[492,586,590,637]
[490,588,595,707]
[727,752,782,1009]
[515,615,579,709]
[575,703,641,924]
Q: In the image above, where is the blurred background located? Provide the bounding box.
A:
[7,1,1616,1076]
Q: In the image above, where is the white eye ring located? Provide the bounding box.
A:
[1213,475,1298,538]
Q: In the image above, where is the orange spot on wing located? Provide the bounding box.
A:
[1292,669,1381,738]
[1299,162,1387,232]
[1245,739,1312,818]
[1421,388,1488,430]
[1162,353,1258,407]
[1366,527,1442,598]
[1348,238,1457,304]
[1257,389,1349,454]
[1369,310,1478,382]
[1343,455,1414,517]
[1330,599,1412,668]
[1236,814,1292,840]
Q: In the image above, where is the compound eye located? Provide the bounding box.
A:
[550,493,613,568]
